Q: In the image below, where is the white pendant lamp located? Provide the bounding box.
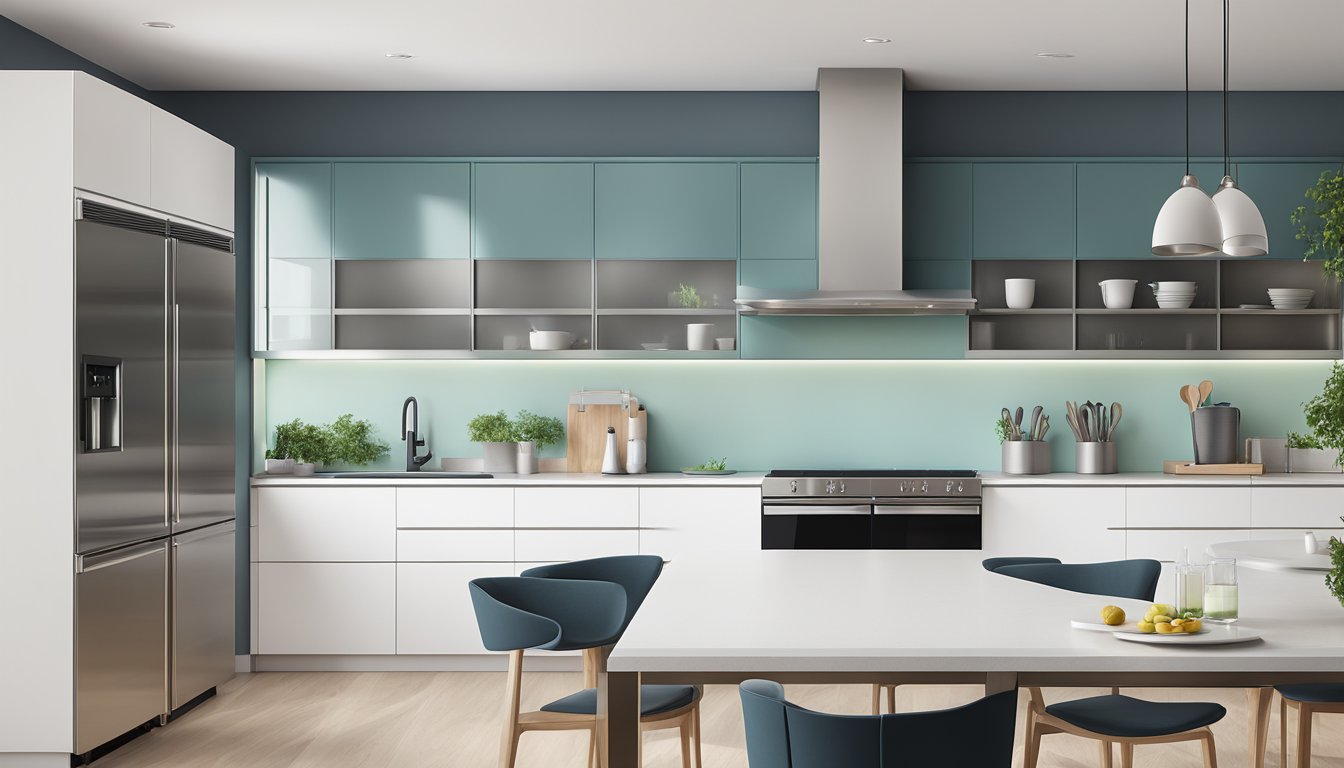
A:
[1210,0,1268,256]
[1153,0,1221,257]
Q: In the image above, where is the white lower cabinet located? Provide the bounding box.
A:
[515,529,640,563]
[397,563,512,654]
[257,562,395,654]
[639,487,760,561]
[514,487,639,527]
[1251,487,1344,531]
[1124,487,1251,562]
[981,487,1125,562]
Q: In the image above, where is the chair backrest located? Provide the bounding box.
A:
[519,555,664,636]
[739,680,1017,768]
[468,576,627,652]
[992,559,1162,601]
[982,556,1061,572]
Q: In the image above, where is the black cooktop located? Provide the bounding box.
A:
[765,469,978,478]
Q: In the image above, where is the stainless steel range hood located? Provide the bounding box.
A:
[735,68,976,316]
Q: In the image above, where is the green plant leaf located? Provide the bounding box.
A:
[467,411,518,443]
[514,410,564,448]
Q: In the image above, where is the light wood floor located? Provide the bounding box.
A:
[95,672,1341,767]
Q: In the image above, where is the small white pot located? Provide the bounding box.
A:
[1098,279,1137,309]
[292,462,316,476]
[716,337,736,351]
[482,441,518,473]
[1004,278,1036,309]
[687,324,715,351]
[516,441,538,475]
[264,458,295,475]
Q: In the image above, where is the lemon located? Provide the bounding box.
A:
[1183,619,1203,633]
[1100,605,1126,626]
[1137,621,1156,633]
[1150,603,1173,616]
[1171,618,1186,627]
[1151,615,1172,625]
[1155,622,1177,634]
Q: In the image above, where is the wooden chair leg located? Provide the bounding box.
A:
[588,727,597,768]
[887,684,896,714]
[1296,706,1312,768]
[1022,709,1041,768]
[678,714,692,768]
[1250,687,1274,768]
[693,703,703,768]
[1099,740,1114,768]
[1118,742,1134,768]
[499,650,523,768]
[1281,697,1288,768]
[871,684,882,715]
[1201,729,1218,768]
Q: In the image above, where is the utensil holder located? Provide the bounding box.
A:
[1075,442,1117,474]
[1191,406,1239,465]
[1002,440,1050,475]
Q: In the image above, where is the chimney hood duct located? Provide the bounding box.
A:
[735,68,976,316]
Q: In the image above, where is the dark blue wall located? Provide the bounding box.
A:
[0,14,152,99]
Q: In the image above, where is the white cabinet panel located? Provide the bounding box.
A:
[1126,529,1250,563]
[257,487,395,562]
[1126,487,1251,528]
[515,529,640,563]
[1251,487,1344,529]
[397,530,513,562]
[257,563,395,654]
[396,563,512,654]
[249,562,258,654]
[639,487,760,561]
[73,74,151,205]
[514,487,638,528]
[150,106,234,229]
[397,487,513,528]
[982,487,1125,563]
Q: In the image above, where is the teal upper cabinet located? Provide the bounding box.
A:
[332,162,470,259]
[1076,162,1224,259]
[474,163,594,260]
[595,163,738,260]
[905,163,971,261]
[257,162,332,261]
[739,259,817,291]
[971,163,1075,259]
[740,162,816,261]
[1236,162,1341,259]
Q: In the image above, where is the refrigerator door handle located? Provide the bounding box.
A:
[172,301,180,525]
[76,540,167,573]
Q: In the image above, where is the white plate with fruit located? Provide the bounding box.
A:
[1073,604,1210,635]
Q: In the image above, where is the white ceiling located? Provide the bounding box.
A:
[3,0,1343,91]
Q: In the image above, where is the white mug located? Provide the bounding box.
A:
[1004,278,1036,310]
[1098,279,1137,309]
[686,324,715,351]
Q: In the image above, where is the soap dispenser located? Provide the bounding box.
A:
[626,406,647,474]
[601,426,624,475]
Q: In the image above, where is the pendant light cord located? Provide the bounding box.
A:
[1184,0,1190,176]
[1223,0,1231,180]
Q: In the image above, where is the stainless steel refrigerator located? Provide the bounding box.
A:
[73,200,236,756]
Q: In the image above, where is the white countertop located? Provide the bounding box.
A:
[610,550,1344,674]
[250,471,766,487]
[980,471,1344,487]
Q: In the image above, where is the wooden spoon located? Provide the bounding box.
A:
[1198,379,1213,408]
[1180,384,1200,413]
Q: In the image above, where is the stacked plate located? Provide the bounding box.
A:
[1150,281,1198,309]
[1267,288,1314,310]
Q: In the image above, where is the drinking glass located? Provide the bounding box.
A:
[1203,558,1239,623]
[1175,560,1204,618]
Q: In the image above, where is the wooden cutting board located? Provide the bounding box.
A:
[1163,460,1264,475]
[567,393,646,473]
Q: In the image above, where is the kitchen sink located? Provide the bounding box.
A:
[314,471,494,479]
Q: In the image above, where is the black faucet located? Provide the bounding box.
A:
[402,396,433,471]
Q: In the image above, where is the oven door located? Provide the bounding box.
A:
[761,499,872,549]
[870,499,981,550]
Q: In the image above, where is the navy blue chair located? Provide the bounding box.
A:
[1275,684,1344,768]
[741,679,1018,767]
[989,559,1225,768]
[983,556,1063,573]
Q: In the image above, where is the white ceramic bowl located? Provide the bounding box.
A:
[1156,296,1196,309]
[1004,278,1036,309]
[1152,281,1198,291]
[529,330,575,350]
[1099,279,1137,309]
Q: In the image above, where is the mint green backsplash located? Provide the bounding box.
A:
[263,359,1332,473]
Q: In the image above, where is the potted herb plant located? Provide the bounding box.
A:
[326,414,390,467]
[1293,169,1344,281]
[1286,363,1344,472]
[468,411,519,473]
[266,419,332,476]
[998,408,1051,475]
[1327,528,1344,610]
[514,410,565,475]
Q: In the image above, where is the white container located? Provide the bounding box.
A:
[528,330,574,351]
[292,462,316,476]
[1098,279,1137,309]
[1288,446,1343,473]
[716,337,736,351]
[1305,532,1322,555]
[481,441,517,473]
[264,458,295,475]
[1152,281,1197,291]
[626,438,647,474]
[687,324,715,351]
[516,441,538,475]
[1004,278,1036,309]
[601,427,623,474]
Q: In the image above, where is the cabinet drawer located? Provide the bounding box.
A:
[397,563,512,654]
[397,529,513,562]
[639,488,761,560]
[1127,528,1251,563]
[1126,488,1250,528]
[257,563,395,654]
[1251,487,1344,528]
[257,487,395,562]
[983,487,1126,563]
[397,487,513,528]
[514,487,639,528]
[515,529,640,563]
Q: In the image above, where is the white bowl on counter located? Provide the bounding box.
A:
[529,330,575,350]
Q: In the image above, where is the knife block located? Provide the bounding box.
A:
[566,393,646,473]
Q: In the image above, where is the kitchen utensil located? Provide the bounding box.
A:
[1029,405,1043,441]
[1198,379,1213,407]
[1079,407,1092,442]
[1001,408,1019,441]
[1099,279,1138,309]
[1004,278,1036,309]
[1093,402,1105,439]
[1108,403,1123,441]
[1180,384,1200,413]
[1014,406,1024,436]
[1064,401,1084,441]
[1192,405,1240,464]
[1038,415,1051,441]
[529,330,575,351]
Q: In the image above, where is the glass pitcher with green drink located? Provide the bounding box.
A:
[1203,557,1238,623]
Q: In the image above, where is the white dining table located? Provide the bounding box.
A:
[597,550,1344,767]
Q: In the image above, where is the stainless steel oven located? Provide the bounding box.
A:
[761,471,981,550]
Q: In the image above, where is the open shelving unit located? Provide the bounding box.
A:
[968,259,1343,358]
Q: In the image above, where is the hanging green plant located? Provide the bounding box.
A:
[1292,169,1344,280]
[1327,529,1344,609]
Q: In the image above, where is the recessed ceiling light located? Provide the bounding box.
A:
[142,21,175,29]
[863,37,892,44]
[385,53,414,59]
[1035,52,1075,58]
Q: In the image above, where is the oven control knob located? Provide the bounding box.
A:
[838,482,846,493]
[957,482,964,493]
[946,481,954,493]
[825,480,837,494]
[791,480,798,493]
